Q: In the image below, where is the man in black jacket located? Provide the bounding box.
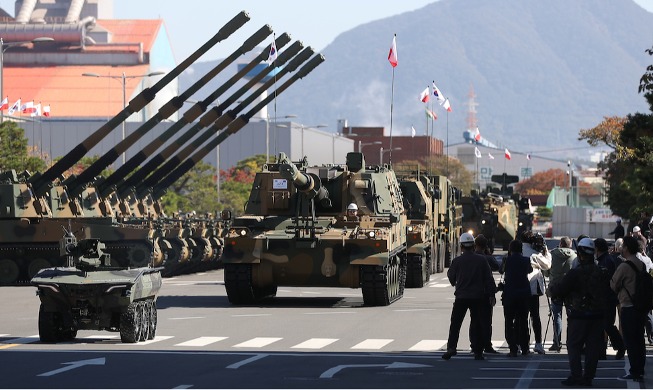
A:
[443,233,496,361]
[550,238,606,387]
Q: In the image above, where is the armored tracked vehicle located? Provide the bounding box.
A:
[31,232,162,343]
[222,152,407,306]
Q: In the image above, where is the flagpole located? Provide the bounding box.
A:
[388,34,396,166]
[446,110,449,176]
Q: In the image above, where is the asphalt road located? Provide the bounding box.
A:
[0,268,646,389]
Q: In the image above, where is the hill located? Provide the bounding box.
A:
[180,0,653,160]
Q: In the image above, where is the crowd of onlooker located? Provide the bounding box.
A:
[440,216,653,387]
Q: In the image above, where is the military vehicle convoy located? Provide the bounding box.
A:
[430,175,463,268]
[0,11,325,284]
[460,173,523,251]
[222,152,408,306]
[31,231,162,343]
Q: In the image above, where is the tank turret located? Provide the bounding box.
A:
[278,152,331,207]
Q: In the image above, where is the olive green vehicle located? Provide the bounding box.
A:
[395,165,437,288]
[429,175,462,268]
[222,152,408,306]
[31,231,162,343]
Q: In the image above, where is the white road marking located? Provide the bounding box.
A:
[393,308,437,312]
[126,336,173,346]
[408,339,447,351]
[351,339,394,350]
[303,311,356,315]
[231,314,271,317]
[291,338,338,349]
[429,283,452,288]
[175,337,228,347]
[234,337,282,348]
[226,354,268,369]
[169,317,205,320]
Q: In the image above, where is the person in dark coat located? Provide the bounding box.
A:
[594,238,625,360]
[473,234,500,354]
[443,233,496,361]
[550,238,606,387]
[609,219,625,241]
[500,239,533,357]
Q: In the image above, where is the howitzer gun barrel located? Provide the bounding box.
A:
[29,11,250,198]
[130,46,315,198]
[97,33,293,198]
[278,153,330,205]
[149,53,325,200]
[67,24,273,198]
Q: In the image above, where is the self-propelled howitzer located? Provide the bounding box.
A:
[222,152,408,306]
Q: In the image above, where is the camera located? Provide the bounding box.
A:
[532,232,546,253]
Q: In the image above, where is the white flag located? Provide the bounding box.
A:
[488,153,495,160]
[474,147,481,158]
[411,126,416,138]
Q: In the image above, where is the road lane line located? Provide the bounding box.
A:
[351,339,393,350]
[291,338,338,349]
[234,337,282,348]
[303,311,356,315]
[3,335,39,344]
[176,337,228,347]
[124,336,173,346]
[231,314,271,317]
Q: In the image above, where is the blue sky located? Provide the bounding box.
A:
[1,0,652,63]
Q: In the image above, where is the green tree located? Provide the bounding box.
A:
[219,154,271,215]
[159,160,221,214]
[640,44,653,93]
[579,95,653,218]
[0,121,46,173]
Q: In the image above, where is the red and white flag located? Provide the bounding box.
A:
[443,98,452,112]
[31,103,41,117]
[505,148,512,160]
[488,153,495,160]
[473,128,481,142]
[42,105,51,117]
[432,82,446,104]
[474,147,482,158]
[0,97,7,110]
[7,98,20,115]
[388,35,398,67]
[425,108,437,120]
[419,86,430,103]
[21,101,35,114]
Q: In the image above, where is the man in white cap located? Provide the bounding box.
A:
[632,226,647,254]
[346,203,359,220]
[442,232,496,361]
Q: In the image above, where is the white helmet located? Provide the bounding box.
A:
[577,237,595,255]
[347,203,358,211]
[460,232,475,247]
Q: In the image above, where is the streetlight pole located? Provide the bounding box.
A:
[380,147,402,165]
[359,140,382,153]
[82,70,164,164]
[1,37,54,123]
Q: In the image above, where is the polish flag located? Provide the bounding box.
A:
[473,128,481,142]
[505,148,512,160]
[443,98,452,112]
[388,35,398,67]
[31,103,41,117]
[419,87,430,103]
[0,97,7,110]
[42,105,51,117]
[22,101,35,114]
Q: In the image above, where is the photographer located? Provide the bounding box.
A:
[544,236,576,352]
[522,231,552,355]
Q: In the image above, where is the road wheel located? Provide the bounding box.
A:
[120,302,141,343]
[138,302,150,341]
[28,258,51,279]
[0,259,20,285]
[224,263,256,304]
[38,305,59,343]
[405,254,425,288]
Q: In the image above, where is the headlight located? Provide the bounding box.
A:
[407,226,414,232]
[481,219,486,224]
[239,229,247,236]
[467,229,474,235]
[368,231,376,238]
[519,222,523,226]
